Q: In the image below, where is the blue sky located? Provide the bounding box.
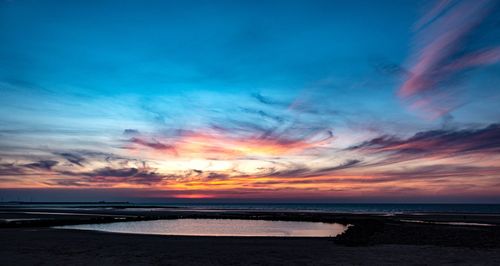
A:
[1,0,413,92]
[1,0,499,202]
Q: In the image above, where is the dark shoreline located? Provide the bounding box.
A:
[2,206,500,265]
[3,206,500,247]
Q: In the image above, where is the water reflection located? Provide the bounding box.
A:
[58,219,348,237]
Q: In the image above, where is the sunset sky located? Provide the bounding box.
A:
[1,0,499,202]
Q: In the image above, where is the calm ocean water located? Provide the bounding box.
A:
[164,203,500,214]
[5,202,500,214]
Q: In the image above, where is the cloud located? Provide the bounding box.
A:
[23,160,59,170]
[349,123,500,159]
[126,118,334,159]
[129,137,177,155]
[55,152,85,166]
[251,89,342,117]
[90,167,142,178]
[267,159,362,178]
[253,164,500,189]
[47,179,86,187]
[251,93,288,107]
[52,166,171,186]
[206,172,230,180]
[399,0,500,117]
[123,129,140,136]
[375,164,500,182]
[0,163,25,176]
[314,159,363,172]
[240,107,285,123]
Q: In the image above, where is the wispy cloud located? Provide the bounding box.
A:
[128,137,177,155]
[55,152,85,166]
[265,159,362,178]
[50,166,173,186]
[0,163,26,176]
[399,0,500,117]
[349,123,500,159]
[23,160,59,170]
[126,118,334,159]
[251,93,288,107]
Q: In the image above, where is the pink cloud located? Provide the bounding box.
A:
[399,0,499,118]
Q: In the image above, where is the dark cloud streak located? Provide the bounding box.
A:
[23,160,58,170]
[349,124,500,158]
[56,152,85,166]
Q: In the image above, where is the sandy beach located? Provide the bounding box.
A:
[3,227,500,266]
[2,206,500,265]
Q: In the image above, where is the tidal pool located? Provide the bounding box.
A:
[56,218,348,237]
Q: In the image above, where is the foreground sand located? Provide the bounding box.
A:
[2,206,500,265]
[2,227,500,266]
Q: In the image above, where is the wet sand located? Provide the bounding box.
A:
[2,206,500,265]
[2,227,500,266]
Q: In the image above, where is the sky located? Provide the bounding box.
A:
[0,0,499,202]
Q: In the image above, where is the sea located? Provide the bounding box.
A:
[3,202,500,214]
[158,203,500,214]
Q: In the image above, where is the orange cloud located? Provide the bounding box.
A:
[128,128,333,159]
